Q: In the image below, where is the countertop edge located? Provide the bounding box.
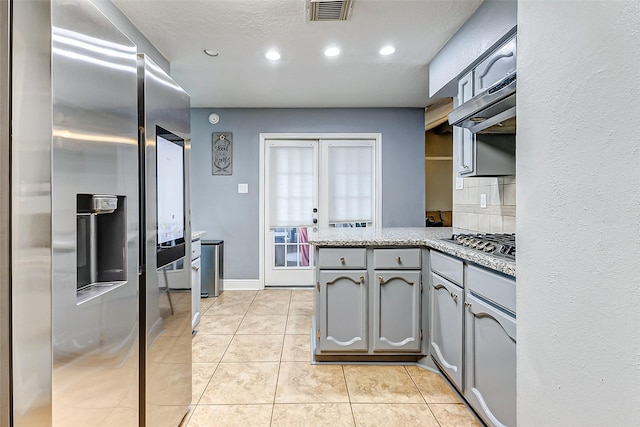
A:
[308,228,515,278]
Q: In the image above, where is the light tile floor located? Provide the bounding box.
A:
[182,289,481,427]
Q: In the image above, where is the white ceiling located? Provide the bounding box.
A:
[112,0,482,108]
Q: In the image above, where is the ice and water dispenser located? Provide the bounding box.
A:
[76,194,127,303]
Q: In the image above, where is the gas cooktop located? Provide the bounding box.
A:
[445,233,516,260]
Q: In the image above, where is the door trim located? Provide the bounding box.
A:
[259,133,382,288]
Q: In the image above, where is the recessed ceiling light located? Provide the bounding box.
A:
[324,47,340,57]
[379,46,395,56]
[204,49,219,57]
[266,50,281,61]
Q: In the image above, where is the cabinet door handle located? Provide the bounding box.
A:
[192,266,200,271]
[359,275,365,284]
[464,302,472,309]
[396,256,402,263]
[378,276,385,285]
[339,257,345,264]
[450,291,458,302]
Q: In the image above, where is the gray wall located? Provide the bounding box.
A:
[518,1,640,425]
[190,108,426,280]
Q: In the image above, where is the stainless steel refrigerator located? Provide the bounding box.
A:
[138,54,192,427]
[8,1,192,425]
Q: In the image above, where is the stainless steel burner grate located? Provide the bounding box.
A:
[447,233,516,260]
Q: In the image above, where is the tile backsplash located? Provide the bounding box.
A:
[452,175,516,233]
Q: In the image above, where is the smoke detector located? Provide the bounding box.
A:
[308,0,353,21]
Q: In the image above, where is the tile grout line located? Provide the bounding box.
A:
[403,365,443,427]
[341,365,358,426]
[191,292,255,420]
[270,292,291,426]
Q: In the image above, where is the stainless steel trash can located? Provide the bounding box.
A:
[201,240,223,297]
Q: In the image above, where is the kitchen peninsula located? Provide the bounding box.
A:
[308,226,517,427]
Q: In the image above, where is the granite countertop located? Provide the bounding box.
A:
[191,230,207,240]
[308,227,515,277]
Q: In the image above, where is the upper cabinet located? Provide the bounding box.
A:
[453,34,517,177]
[473,35,517,95]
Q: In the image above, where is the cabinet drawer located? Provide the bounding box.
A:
[318,248,366,269]
[465,264,515,313]
[191,239,201,260]
[430,251,463,285]
[373,248,421,269]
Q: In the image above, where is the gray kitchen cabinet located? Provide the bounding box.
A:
[473,35,517,95]
[464,263,516,427]
[455,71,475,175]
[372,270,421,352]
[454,35,516,178]
[315,247,425,357]
[429,271,463,390]
[372,248,422,353]
[317,270,368,352]
[429,251,464,390]
[465,292,516,427]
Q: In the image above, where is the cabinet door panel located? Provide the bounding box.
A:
[372,271,421,352]
[318,271,367,352]
[474,36,517,95]
[429,272,463,389]
[457,70,473,104]
[454,72,474,176]
[465,293,516,427]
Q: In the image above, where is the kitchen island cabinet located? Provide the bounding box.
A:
[314,246,425,359]
[309,227,516,426]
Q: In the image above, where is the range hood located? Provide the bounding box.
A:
[448,72,516,134]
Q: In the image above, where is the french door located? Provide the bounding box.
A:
[264,138,377,287]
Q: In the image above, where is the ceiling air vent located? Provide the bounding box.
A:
[308,0,353,21]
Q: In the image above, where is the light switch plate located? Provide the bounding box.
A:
[480,193,487,208]
[238,183,248,194]
[455,177,464,190]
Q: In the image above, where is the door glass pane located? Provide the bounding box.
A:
[274,227,286,243]
[286,245,298,267]
[327,144,373,224]
[272,227,311,268]
[274,244,285,267]
[269,146,314,227]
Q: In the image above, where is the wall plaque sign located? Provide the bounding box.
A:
[212,132,232,175]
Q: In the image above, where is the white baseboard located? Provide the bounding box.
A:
[223,279,263,291]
